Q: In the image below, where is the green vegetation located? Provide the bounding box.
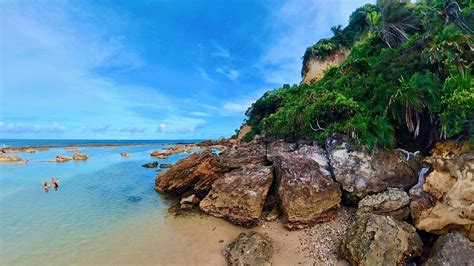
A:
[245,0,473,151]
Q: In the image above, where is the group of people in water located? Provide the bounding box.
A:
[43,177,60,192]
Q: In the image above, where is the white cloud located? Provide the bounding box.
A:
[212,43,231,58]
[0,122,66,134]
[222,100,254,114]
[196,66,214,82]
[216,67,240,80]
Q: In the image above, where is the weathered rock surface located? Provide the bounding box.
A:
[120,152,129,157]
[423,231,474,266]
[414,140,473,240]
[155,150,223,196]
[357,188,410,220]
[55,155,72,162]
[222,231,273,266]
[219,142,268,170]
[266,140,297,163]
[326,133,417,201]
[72,153,88,160]
[340,213,422,265]
[199,164,273,226]
[142,161,158,168]
[179,194,199,210]
[0,154,27,163]
[275,145,341,229]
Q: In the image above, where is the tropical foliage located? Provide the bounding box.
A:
[244,0,473,151]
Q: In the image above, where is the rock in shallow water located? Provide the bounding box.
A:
[72,153,88,160]
[199,164,273,226]
[275,145,341,230]
[142,161,158,168]
[179,194,199,210]
[55,154,72,162]
[326,133,418,201]
[357,187,410,220]
[222,231,273,266]
[340,213,422,265]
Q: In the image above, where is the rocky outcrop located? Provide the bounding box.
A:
[301,48,350,85]
[222,232,273,266]
[179,194,199,210]
[237,125,252,140]
[424,231,474,266]
[326,134,417,201]
[150,150,170,159]
[55,155,72,162]
[142,161,158,168]
[0,154,27,163]
[414,140,473,240]
[155,150,224,197]
[357,188,410,220]
[340,213,422,265]
[159,163,172,168]
[120,152,130,157]
[199,164,273,226]
[275,145,341,229]
[219,142,268,170]
[72,153,88,160]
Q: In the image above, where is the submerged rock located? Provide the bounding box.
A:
[222,231,273,266]
[326,133,417,201]
[275,145,341,229]
[423,231,474,266]
[199,164,273,226]
[179,194,199,210]
[55,155,72,162]
[357,187,410,220]
[72,153,88,160]
[120,152,130,157]
[340,213,422,265]
[142,161,158,168]
[414,140,473,240]
[155,150,223,197]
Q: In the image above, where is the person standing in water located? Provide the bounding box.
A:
[43,182,49,192]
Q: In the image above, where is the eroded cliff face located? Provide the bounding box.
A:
[301,49,350,85]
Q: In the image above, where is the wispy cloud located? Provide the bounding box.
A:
[216,67,240,80]
[222,99,254,114]
[81,125,147,134]
[212,43,231,58]
[0,122,66,134]
[196,66,214,82]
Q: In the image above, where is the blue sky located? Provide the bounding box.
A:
[0,0,371,140]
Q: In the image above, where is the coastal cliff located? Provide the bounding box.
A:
[301,48,350,84]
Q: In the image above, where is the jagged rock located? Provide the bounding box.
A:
[142,161,158,168]
[72,153,88,160]
[326,133,417,201]
[357,188,410,220]
[199,164,273,226]
[414,140,473,240]
[0,154,27,163]
[155,150,223,197]
[275,145,341,229]
[222,232,273,266]
[219,142,268,170]
[179,194,199,210]
[423,231,474,266]
[159,163,172,168]
[120,152,130,157]
[55,155,72,162]
[340,213,422,265]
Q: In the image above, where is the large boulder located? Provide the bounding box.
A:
[219,142,268,170]
[423,231,474,266]
[266,140,297,163]
[414,140,473,240]
[340,213,422,265]
[275,145,341,229]
[199,164,273,226]
[155,150,223,197]
[326,134,418,201]
[357,187,410,220]
[222,232,273,266]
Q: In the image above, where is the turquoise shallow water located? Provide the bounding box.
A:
[0,144,192,265]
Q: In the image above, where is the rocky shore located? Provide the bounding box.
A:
[155,135,473,265]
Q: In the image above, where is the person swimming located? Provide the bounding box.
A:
[53,181,59,190]
[43,182,49,192]
[50,177,56,187]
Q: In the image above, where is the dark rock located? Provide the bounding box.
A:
[341,213,422,265]
[423,231,474,266]
[222,232,273,266]
[142,161,158,168]
[199,164,273,226]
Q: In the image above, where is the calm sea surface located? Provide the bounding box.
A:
[0,140,205,265]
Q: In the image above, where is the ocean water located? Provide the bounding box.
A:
[0,141,204,265]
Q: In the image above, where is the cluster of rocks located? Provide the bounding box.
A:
[55,153,89,162]
[150,144,203,159]
[154,134,473,265]
[0,154,28,164]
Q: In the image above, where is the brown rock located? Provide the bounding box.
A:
[222,232,273,266]
[55,155,72,162]
[155,150,223,197]
[179,194,199,210]
[357,188,410,220]
[0,154,27,163]
[219,142,268,170]
[120,152,130,157]
[72,153,88,160]
[150,150,170,159]
[326,133,417,201]
[275,145,341,230]
[199,164,273,226]
[340,213,422,265]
